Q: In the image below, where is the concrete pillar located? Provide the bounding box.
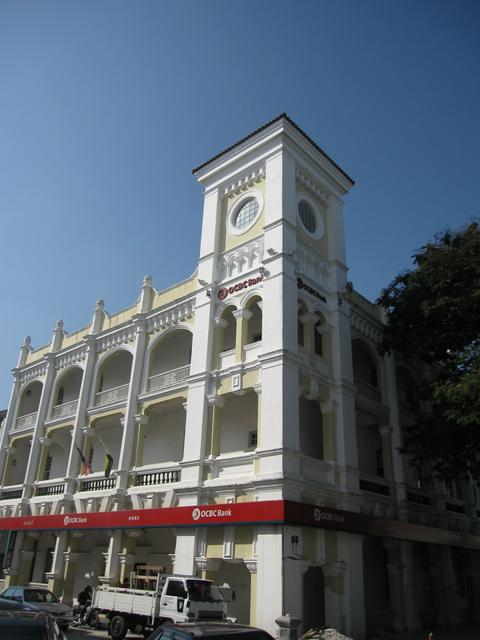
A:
[255,525,283,638]
[340,532,366,640]
[173,528,197,575]
[441,546,462,626]
[1,446,16,486]
[133,414,148,467]
[245,560,258,626]
[3,531,26,587]
[118,531,142,585]
[400,540,421,632]
[117,319,148,492]
[46,531,69,596]
[320,401,337,462]
[299,312,316,363]
[384,540,406,632]
[379,425,394,483]
[208,399,224,458]
[233,308,252,363]
[61,533,82,605]
[103,530,123,585]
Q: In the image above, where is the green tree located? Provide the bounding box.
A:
[378,221,480,481]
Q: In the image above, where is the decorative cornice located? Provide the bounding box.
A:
[147,299,195,334]
[350,303,384,344]
[56,347,87,370]
[222,165,265,197]
[96,326,137,352]
[19,362,48,384]
[296,168,330,204]
[295,241,329,292]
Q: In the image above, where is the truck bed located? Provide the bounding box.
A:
[94,586,158,618]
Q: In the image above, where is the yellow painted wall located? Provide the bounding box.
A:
[234,525,253,559]
[62,326,90,349]
[152,277,197,308]
[25,344,50,365]
[220,183,266,253]
[206,527,224,558]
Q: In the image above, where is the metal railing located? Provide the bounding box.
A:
[0,488,23,501]
[15,411,38,430]
[95,384,129,407]
[52,399,78,419]
[149,365,190,392]
[135,469,181,486]
[36,483,65,497]
[79,477,116,492]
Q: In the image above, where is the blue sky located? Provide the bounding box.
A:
[0,0,478,407]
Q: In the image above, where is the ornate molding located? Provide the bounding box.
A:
[56,347,87,370]
[147,300,195,334]
[96,326,137,352]
[218,237,264,282]
[222,166,265,197]
[19,362,48,384]
[296,168,330,204]
[295,241,329,291]
[350,303,383,344]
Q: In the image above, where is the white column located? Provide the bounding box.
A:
[0,367,23,486]
[64,335,98,497]
[103,530,123,585]
[383,353,407,502]
[173,529,197,576]
[22,353,57,501]
[400,540,421,632]
[255,525,283,638]
[117,319,148,492]
[340,532,366,640]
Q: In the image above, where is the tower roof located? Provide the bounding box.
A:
[192,113,354,185]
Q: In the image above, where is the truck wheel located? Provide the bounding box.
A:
[109,614,128,640]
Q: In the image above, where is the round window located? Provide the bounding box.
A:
[298,200,316,234]
[227,190,264,235]
[296,193,324,239]
[234,198,259,230]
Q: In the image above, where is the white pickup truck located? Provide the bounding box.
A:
[93,574,227,640]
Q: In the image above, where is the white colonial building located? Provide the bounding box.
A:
[1,115,479,638]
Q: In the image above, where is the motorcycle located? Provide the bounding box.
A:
[72,600,100,630]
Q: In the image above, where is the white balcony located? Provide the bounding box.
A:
[148,365,190,392]
[52,399,78,420]
[0,485,23,501]
[95,383,129,407]
[244,341,262,363]
[208,452,255,480]
[15,411,38,430]
[34,480,66,498]
[218,349,235,370]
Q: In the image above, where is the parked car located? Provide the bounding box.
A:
[0,586,74,630]
[0,609,67,639]
[146,622,275,640]
[0,595,39,611]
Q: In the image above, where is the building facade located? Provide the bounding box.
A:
[1,115,479,638]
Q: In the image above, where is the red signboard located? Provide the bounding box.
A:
[1,500,480,551]
[0,500,285,533]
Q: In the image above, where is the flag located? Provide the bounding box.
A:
[98,435,114,478]
[75,444,91,476]
[104,452,113,478]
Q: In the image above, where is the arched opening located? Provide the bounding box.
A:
[302,566,325,631]
[245,296,262,345]
[216,306,237,369]
[95,350,133,406]
[51,367,83,419]
[148,330,192,391]
[299,396,323,460]
[16,381,43,429]
[352,339,381,401]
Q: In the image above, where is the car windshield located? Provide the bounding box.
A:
[24,589,59,604]
[186,580,223,603]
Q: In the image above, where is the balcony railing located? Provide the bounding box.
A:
[52,399,78,420]
[15,411,38,430]
[359,474,391,496]
[95,384,129,407]
[135,469,181,486]
[354,378,382,403]
[149,365,190,392]
[79,477,116,492]
[0,487,23,501]
[36,483,66,497]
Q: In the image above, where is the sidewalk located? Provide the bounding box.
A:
[381,623,479,640]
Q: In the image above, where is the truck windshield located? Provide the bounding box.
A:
[186,580,223,603]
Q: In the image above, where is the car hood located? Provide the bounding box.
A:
[33,602,72,616]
